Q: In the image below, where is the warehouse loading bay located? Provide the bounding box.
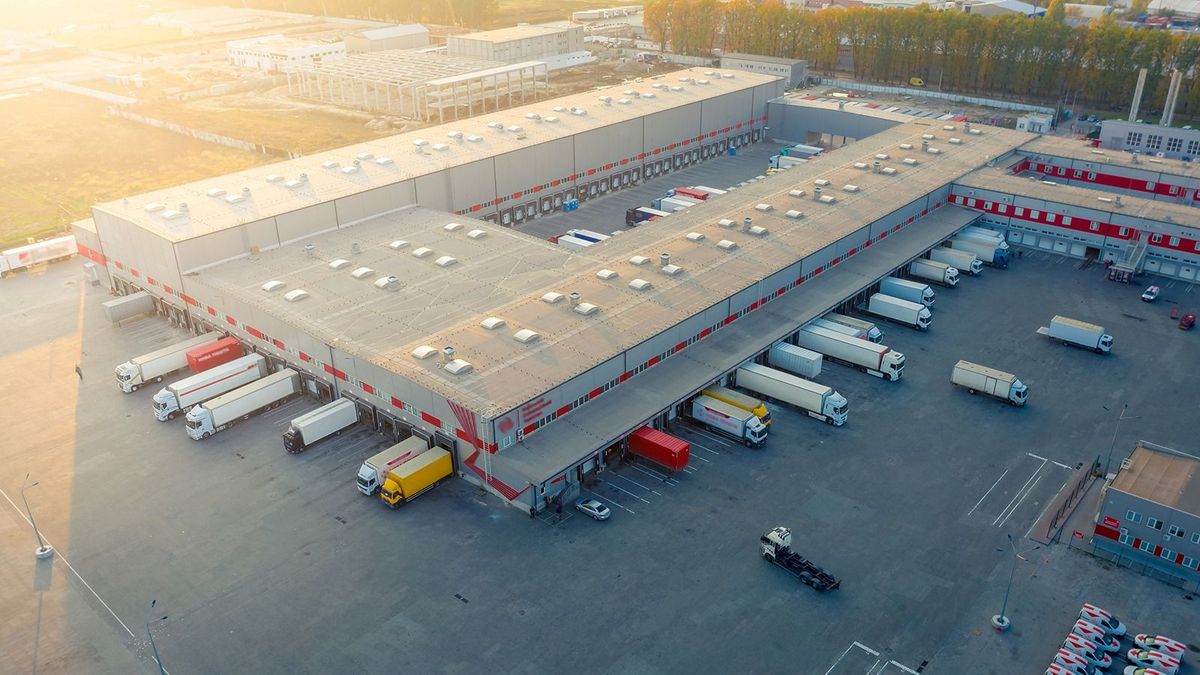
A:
[4,235,1200,671]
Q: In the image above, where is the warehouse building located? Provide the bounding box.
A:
[1093,441,1200,583]
[225,34,346,73]
[1097,119,1200,161]
[720,53,809,89]
[344,24,429,53]
[447,23,584,62]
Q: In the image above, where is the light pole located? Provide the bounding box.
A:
[991,534,1040,631]
[21,474,53,559]
[146,599,168,675]
[1103,404,1141,478]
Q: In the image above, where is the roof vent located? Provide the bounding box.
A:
[814,179,830,187]
[480,316,506,330]
[374,275,401,291]
[573,302,599,316]
[686,232,705,242]
[599,95,613,104]
[161,209,184,220]
[467,229,487,239]
[434,256,457,267]
[448,131,464,141]
[487,121,504,130]
[818,195,837,204]
[629,278,651,291]
[651,83,665,89]
[788,189,805,198]
[261,280,285,292]
[854,162,868,170]
[755,203,773,212]
[899,143,913,150]
[265,173,285,184]
[466,135,483,143]
[305,243,316,257]
[717,239,737,250]
[525,112,541,121]
[413,138,429,146]
[284,178,305,188]
[543,116,560,123]
[322,160,340,169]
[969,128,983,135]
[411,247,433,258]
[921,134,935,140]
[569,292,581,306]
[942,124,956,131]
[283,289,309,302]
[875,153,890,160]
[902,158,918,165]
[747,226,768,236]
[722,73,735,78]
[948,137,963,145]
[617,98,632,105]
[668,86,683,92]
[570,107,587,116]
[642,92,656,99]
[717,218,735,228]
[785,210,804,219]
[927,148,942,155]
[225,194,245,204]
[375,157,394,166]
[596,269,618,279]
[432,143,449,152]
[340,165,359,174]
[843,185,860,193]
[695,79,710,85]
[443,222,463,232]
[329,258,351,269]
[513,328,540,344]
[623,89,638,96]
[356,152,374,160]
[351,267,374,279]
[553,105,566,112]
[206,188,226,197]
[881,167,897,175]
[388,240,408,250]
[411,345,438,360]
[629,255,650,265]
[542,291,565,304]
[661,264,682,276]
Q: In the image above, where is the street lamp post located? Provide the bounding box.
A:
[991,534,1040,631]
[1103,404,1141,478]
[146,599,168,675]
[21,474,53,559]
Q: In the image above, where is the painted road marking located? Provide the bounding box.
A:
[998,474,1042,528]
[613,473,663,497]
[689,441,722,457]
[607,483,651,504]
[629,464,681,485]
[993,456,1047,527]
[1027,452,1047,461]
[826,641,920,675]
[873,661,920,674]
[1026,476,1071,539]
[824,641,879,675]
[968,469,1009,516]
[1052,460,1073,470]
[592,494,634,514]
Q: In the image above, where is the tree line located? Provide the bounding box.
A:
[191,0,498,29]
[643,0,1200,118]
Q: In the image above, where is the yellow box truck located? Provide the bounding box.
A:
[702,386,771,425]
[379,448,453,508]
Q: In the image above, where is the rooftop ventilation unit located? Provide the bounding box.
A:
[927,148,941,155]
[942,125,956,131]
[661,264,682,276]
[480,317,506,330]
[755,203,773,212]
[283,289,309,302]
[322,160,340,169]
[467,229,487,239]
[642,92,656,99]
[225,194,246,204]
[388,240,408,250]
[553,105,566,112]
[853,162,868,170]
[818,195,837,204]
[785,210,804,219]
[679,76,694,83]
[902,157,918,165]
[686,232,705,242]
[466,135,483,142]
[596,269,618,279]
[524,112,541,121]
[899,143,913,150]
[1042,180,1058,186]
[747,225,768,236]
[506,125,524,134]
[432,143,449,152]
[717,218,736,228]
[443,222,463,232]
[813,187,822,200]
[599,95,613,104]
[843,185,860,193]
[305,244,315,257]
[434,256,457,267]
[875,153,890,160]
[543,116,560,123]
[542,291,564,304]
[374,275,401,291]
[411,247,433,258]
[617,98,632,105]
[411,345,438,360]
[948,137,963,145]
[350,267,374,279]
[1097,196,1114,203]
[206,188,226,198]
[375,157,394,166]
[722,73,735,79]
[570,107,587,116]
[573,302,599,316]
[261,280,285,292]
[329,259,351,269]
[702,72,715,77]
[717,239,737,250]
[161,209,185,220]
[629,255,650,265]
[569,292,581,305]
[969,128,983,135]
[513,329,540,344]
[356,152,374,160]
[284,178,305,188]
[695,79,710,85]
[447,131,464,142]
[921,134,935,140]
[881,167,897,175]
[788,189,805,198]
[266,174,285,183]
[629,278,651,290]
[340,165,359,174]
[651,83,665,89]
[668,86,683,92]
[814,179,830,186]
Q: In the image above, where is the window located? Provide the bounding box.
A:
[1188,140,1200,156]
[1139,540,1154,552]
[1169,185,1179,195]
[1146,181,1156,190]
[1147,516,1164,530]
[1184,556,1197,568]
[1195,242,1200,253]
[1119,529,1132,545]
[1161,548,1175,560]
[1169,236,1180,247]
[1167,137,1183,153]
[1151,234,1163,244]
[1119,227,1129,237]
[1126,509,1142,523]
[998,204,1008,214]
[1074,169,1082,178]
[1088,172,1096,180]
[984,202,993,210]
[1127,132,1144,146]
[1030,210,1041,220]
[1168,525,1185,537]
[1058,167,1066,176]
[1061,216,1072,225]
[1147,135,1162,150]
[967,198,977,208]
[1047,213,1057,223]
[1192,532,1200,544]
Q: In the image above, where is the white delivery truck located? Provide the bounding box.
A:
[768,342,822,378]
[152,354,268,421]
[929,247,984,276]
[557,235,594,250]
[880,277,935,307]
[1036,316,1113,353]
[114,332,222,393]
[283,398,359,453]
[909,258,960,287]
[689,395,768,447]
[807,317,867,340]
[357,436,431,495]
[185,369,302,440]
[797,325,906,381]
[736,364,847,426]
[949,237,1008,268]
[824,313,884,342]
[567,229,610,243]
[961,225,1008,247]
[657,196,698,212]
[692,185,727,196]
[865,294,932,330]
[951,360,1028,406]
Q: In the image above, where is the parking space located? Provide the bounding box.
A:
[825,642,920,675]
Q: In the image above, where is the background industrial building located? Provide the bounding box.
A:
[344,24,430,53]
[447,22,585,62]
[225,34,347,73]
[720,54,809,89]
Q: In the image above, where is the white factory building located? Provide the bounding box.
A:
[344,24,429,53]
[73,74,1200,514]
[447,22,585,62]
[226,34,346,73]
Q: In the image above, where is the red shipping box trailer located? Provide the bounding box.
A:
[629,426,690,471]
[187,337,243,373]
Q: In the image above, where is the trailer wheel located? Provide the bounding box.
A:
[155,376,163,383]
[1094,347,1104,354]
[968,388,976,395]
[242,414,250,421]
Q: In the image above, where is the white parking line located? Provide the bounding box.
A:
[613,474,663,496]
[968,469,1008,516]
[629,464,680,485]
[1027,452,1047,461]
[1026,477,1070,539]
[690,453,711,463]
[993,457,1046,526]
[608,483,651,504]
[1052,460,1073,470]
[824,641,879,675]
[689,441,722,456]
[593,494,634,514]
[998,474,1042,528]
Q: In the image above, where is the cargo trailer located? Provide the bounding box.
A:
[627,426,690,471]
[0,235,76,276]
[948,237,1008,268]
[357,436,429,495]
[185,369,302,440]
[557,235,594,250]
[768,342,822,378]
[283,398,359,453]
[864,294,932,330]
[114,332,223,393]
[186,336,243,373]
[807,317,867,340]
[692,185,727,196]
[567,228,610,243]
[152,353,268,421]
[908,258,959,287]
[379,448,453,507]
[689,395,768,447]
[796,325,905,381]
[880,277,935,307]
[1036,316,1113,353]
[950,360,1028,406]
[672,186,709,200]
[929,247,983,276]
[735,364,847,426]
[823,313,883,342]
[701,387,770,425]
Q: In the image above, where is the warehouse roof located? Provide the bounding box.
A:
[722,53,805,67]
[955,166,1200,231]
[1112,441,1200,516]
[92,68,778,243]
[354,24,428,39]
[452,24,578,43]
[195,119,1028,418]
[1020,135,1200,179]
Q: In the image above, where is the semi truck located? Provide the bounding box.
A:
[1036,316,1113,353]
[152,353,268,421]
[186,336,243,373]
[283,398,359,453]
[671,187,709,201]
[807,317,867,340]
[880,277,935,307]
[949,237,1008,268]
[625,206,670,225]
[797,325,906,381]
[379,448,453,508]
[759,526,841,591]
[0,235,76,276]
[961,225,1008,246]
[929,247,984,276]
[627,426,690,471]
[692,185,727,196]
[689,395,768,447]
[655,196,698,212]
[908,258,960,287]
[114,332,223,392]
[556,235,594,250]
[768,342,822,378]
[567,228,610,243]
[357,436,430,495]
[735,364,847,426]
[701,386,771,425]
[185,369,302,440]
[951,360,1028,406]
[864,293,932,330]
[824,313,884,342]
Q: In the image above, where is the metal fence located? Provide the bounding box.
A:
[1070,540,1200,593]
[822,79,1055,115]
[108,109,295,158]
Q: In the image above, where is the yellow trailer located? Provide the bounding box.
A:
[379,448,453,508]
[702,386,771,425]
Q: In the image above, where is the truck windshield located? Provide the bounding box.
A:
[153,401,165,411]
[115,370,129,381]
[356,476,370,487]
[185,418,200,430]
[834,404,848,415]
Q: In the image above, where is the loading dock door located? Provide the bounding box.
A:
[512,207,525,223]
[342,393,376,430]
[552,194,563,209]
[377,409,402,441]
[433,431,457,457]
[525,202,537,219]
[564,187,576,201]
[599,180,608,194]
[589,183,599,197]
[632,167,641,182]
[539,196,552,213]
[483,213,498,224]
[690,149,699,162]
[719,140,728,153]
[500,209,513,226]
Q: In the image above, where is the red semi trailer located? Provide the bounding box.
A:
[672,187,709,201]
[628,426,690,471]
[187,337,243,373]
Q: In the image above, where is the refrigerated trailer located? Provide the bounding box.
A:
[864,294,932,330]
[768,342,822,378]
[185,369,302,440]
[879,277,935,307]
[735,364,847,426]
[807,317,867,341]
[689,395,768,447]
[557,235,594,250]
[950,360,1028,406]
[929,247,983,276]
[796,325,905,381]
[152,353,268,421]
[908,258,959,287]
[283,398,359,453]
[114,332,223,393]
[823,313,883,342]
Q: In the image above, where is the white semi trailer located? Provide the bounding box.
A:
[185,369,302,440]
[823,313,883,342]
[768,342,822,378]
[736,364,847,426]
[689,396,768,447]
[283,398,360,453]
[796,325,905,381]
[929,247,984,276]
[908,259,960,287]
[114,332,222,393]
[864,294,932,330]
[1036,316,1113,353]
[152,354,268,421]
[880,277,935,307]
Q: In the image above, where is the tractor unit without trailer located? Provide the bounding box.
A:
[759,526,841,591]
[1037,316,1113,353]
[796,325,905,381]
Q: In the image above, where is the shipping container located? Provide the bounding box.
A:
[186,337,243,373]
[768,342,822,378]
[628,426,690,471]
[102,291,155,323]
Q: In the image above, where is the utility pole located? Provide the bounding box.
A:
[991,534,1040,631]
[1103,404,1141,477]
[21,474,53,559]
[146,600,168,675]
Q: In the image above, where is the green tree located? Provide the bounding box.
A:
[1047,0,1067,22]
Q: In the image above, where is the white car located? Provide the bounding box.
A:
[1127,650,1180,675]
[1063,634,1113,669]
[1054,649,1095,674]
[1073,620,1122,652]
[1048,665,1088,675]
[1080,603,1127,636]
[1123,668,1169,675]
[1134,635,1185,660]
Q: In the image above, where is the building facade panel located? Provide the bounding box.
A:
[276,203,339,245]
[175,220,280,273]
[333,182,417,226]
[493,138,574,201]
[573,119,644,179]
[642,103,702,152]
[699,89,756,138]
[92,210,184,296]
